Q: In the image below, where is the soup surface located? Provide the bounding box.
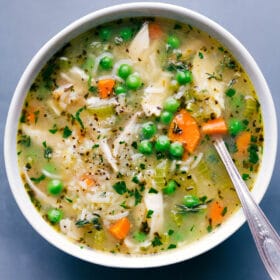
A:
[17,17,264,254]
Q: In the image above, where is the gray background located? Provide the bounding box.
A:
[1,0,279,279]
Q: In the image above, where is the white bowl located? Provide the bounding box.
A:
[4,2,277,268]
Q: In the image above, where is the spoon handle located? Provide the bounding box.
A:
[213,136,280,280]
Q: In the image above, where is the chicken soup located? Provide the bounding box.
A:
[17,17,263,254]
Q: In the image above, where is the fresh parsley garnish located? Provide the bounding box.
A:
[63,126,72,138]
[30,174,46,183]
[112,181,127,195]
[146,210,154,219]
[42,141,53,160]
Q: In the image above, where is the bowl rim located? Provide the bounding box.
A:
[4,2,278,268]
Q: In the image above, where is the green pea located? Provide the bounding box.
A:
[176,70,193,85]
[163,180,177,195]
[225,87,236,97]
[118,64,133,79]
[138,140,153,155]
[115,85,127,95]
[141,122,157,139]
[167,35,180,49]
[155,135,170,152]
[163,97,180,113]
[120,27,133,41]
[169,142,184,158]
[183,195,200,208]
[160,111,174,125]
[228,119,245,136]
[47,179,63,195]
[126,73,142,90]
[100,56,113,70]
[47,208,63,224]
[99,27,111,41]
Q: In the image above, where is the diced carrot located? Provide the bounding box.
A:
[149,23,163,40]
[208,201,224,226]
[236,131,251,155]
[27,112,36,123]
[168,109,200,153]
[97,79,115,99]
[80,174,95,188]
[201,117,228,135]
[109,217,130,240]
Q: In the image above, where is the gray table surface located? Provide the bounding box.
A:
[1,0,279,279]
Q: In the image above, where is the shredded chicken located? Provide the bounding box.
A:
[112,112,141,157]
[128,22,150,61]
[99,139,118,172]
[144,191,164,236]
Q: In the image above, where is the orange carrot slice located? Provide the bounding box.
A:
[109,217,130,240]
[208,201,224,226]
[168,109,200,153]
[80,174,95,188]
[236,131,251,155]
[97,79,115,99]
[201,117,227,135]
[27,112,36,123]
[149,23,163,40]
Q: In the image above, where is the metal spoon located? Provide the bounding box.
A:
[213,136,280,279]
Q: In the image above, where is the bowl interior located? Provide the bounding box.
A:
[4,2,277,268]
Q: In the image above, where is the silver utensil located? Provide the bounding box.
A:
[213,136,280,280]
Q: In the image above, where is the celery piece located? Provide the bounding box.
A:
[153,160,169,188]
[87,105,114,119]
[244,97,256,117]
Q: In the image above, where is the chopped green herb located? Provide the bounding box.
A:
[89,86,97,93]
[199,196,208,204]
[221,207,228,216]
[120,201,129,209]
[174,23,182,30]
[251,135,257,143]
[92,144,100,149]
[42,62,56,89]
[42,141,53,160]
[167,244,177,249]
[226,88,236,97]
[63,126,72,138]
[242,173,250,180]
[75,219,90,227]
[176,202,207,214]
[206,72,222,81]
[134,188,142,205]
[92,214,102,231]
[139,163,146,170]
[148,187,158,194]
[168,229,174,236]
[152,235,163,247]
[73,107,85,129]
[49,124,58,134]
[34,110,40,123]
[198,52,204,59]
[146,210,154,218]
[248,144,259,164]
[131,141,138,149]
[112,181,127,195]
[132,176,140,184]
[30,174,46,183]
[207,225,213,232]
[18,135,31,147]
[65,197,73,203]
